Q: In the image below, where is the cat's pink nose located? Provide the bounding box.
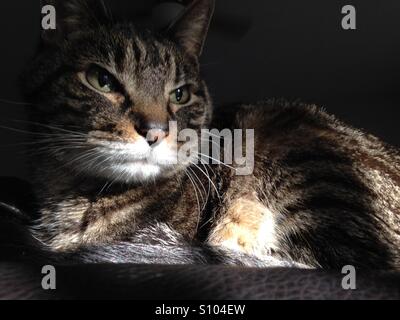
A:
[136,121,169,146]
[145,128,168,146]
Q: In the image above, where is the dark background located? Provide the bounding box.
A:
[0,0,399,179]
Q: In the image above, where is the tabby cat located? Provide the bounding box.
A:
[22,0,400,270]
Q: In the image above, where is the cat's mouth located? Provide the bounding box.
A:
[68,138,189,183]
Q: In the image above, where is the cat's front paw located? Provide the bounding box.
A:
[208,222,270,256]
[207,199,278,257]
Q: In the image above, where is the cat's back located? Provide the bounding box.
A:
[218,100,400,191]
[213,100,400,268]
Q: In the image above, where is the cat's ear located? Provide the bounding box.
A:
[167,0,215,57]
[40,0,111,45]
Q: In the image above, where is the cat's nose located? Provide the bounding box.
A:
[135,121,169,146]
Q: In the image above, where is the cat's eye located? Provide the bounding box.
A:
[170,86,191,105]
[85,66,118,93]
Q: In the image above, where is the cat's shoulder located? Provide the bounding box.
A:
[214,99,400,155]
[214,99,400,164]
[213,99,340,131]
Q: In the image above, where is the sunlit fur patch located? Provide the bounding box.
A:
[72,137,188,183]
[207,198,278,257]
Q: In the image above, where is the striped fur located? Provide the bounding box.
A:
[21,0,400,270]
[209,101,400,269]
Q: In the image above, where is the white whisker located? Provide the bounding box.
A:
[185,170,202,232]
[190,160,221,200]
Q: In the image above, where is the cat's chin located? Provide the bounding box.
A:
[87,157,183,184]
[70,139,185,184]
[97,162,165,183]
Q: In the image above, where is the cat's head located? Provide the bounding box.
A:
[24,0,215,183]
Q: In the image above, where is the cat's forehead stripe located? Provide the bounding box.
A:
[106,33,185,87]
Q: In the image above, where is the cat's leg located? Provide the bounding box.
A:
[207,192,278,257]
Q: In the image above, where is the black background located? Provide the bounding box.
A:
[0,0,399,178]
